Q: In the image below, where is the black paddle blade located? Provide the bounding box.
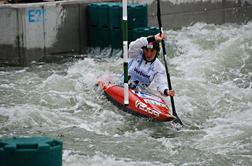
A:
[173,115,183,126]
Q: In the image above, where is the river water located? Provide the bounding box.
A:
[0,22,252,166]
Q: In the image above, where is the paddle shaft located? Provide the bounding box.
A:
[122,0,129,105]
[157,0,183,125]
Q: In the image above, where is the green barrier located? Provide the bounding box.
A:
[0,137,63,166]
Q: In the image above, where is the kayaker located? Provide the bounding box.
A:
[120,33,175,97]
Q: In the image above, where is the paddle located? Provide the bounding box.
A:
[156,0,183,126]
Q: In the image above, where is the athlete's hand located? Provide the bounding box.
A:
[154,32,167,41]
[164,89,175,96]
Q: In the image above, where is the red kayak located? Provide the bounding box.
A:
[98,80,176,122]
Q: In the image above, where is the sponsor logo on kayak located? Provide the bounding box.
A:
[144,99,166,108]
[133,90,162,101]
[135,100,160,117]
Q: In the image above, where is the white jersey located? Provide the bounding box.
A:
[120,37,168,94]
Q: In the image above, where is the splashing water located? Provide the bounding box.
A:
[0,22,252,166]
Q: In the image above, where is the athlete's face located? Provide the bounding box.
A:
[144,48,157,61]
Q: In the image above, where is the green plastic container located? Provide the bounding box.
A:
[99,27,110,47]
[148,26,160,36]
[128,29,134,43]
[87,3,99,27]
[128,4,148,29]
[108,3,122,29]
[88,26,99,47]
[0,137,63,166]
[110,28,122,49]
[131,27,160,41]
[131,27,149,41]
[88,26,110,47]
[87,2,151,49]
[87,3,110,28]
[98,3,110,27]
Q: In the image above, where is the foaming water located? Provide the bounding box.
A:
[1,22,252,166]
